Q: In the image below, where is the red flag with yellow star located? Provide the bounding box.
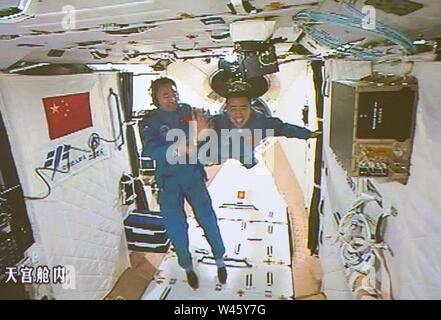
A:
[42,92,93,140]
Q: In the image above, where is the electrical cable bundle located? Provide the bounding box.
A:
[331,194,395,299]
[293,2,416,60]
[338,201,378,274]
[337,0,416,54]
[301,24,383,59]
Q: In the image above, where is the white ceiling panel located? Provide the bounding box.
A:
[1,0,440,69]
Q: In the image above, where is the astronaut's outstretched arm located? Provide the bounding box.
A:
[267,117,321,140]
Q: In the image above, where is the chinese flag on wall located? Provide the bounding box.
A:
[42,92,93,140]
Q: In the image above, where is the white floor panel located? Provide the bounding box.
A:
[142,253,293,300]
[214,207,288,224]
[208,160,288,216]
[142,160,294,300]
[188,218,292,266]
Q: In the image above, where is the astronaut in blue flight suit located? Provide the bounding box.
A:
[208,92,321,168]
[140,78,226,289]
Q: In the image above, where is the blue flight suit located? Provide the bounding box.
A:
[141,103,225,269]
[210,109,312,168]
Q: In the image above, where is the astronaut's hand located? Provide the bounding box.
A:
[142,175,156,186]
[309,130,322,139]
[192,109,211,141]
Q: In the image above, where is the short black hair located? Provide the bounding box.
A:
[149,77,177,107]
[225,91,252,104]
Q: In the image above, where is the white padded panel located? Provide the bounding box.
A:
[0,73,131,299]
[319,60,441,300]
